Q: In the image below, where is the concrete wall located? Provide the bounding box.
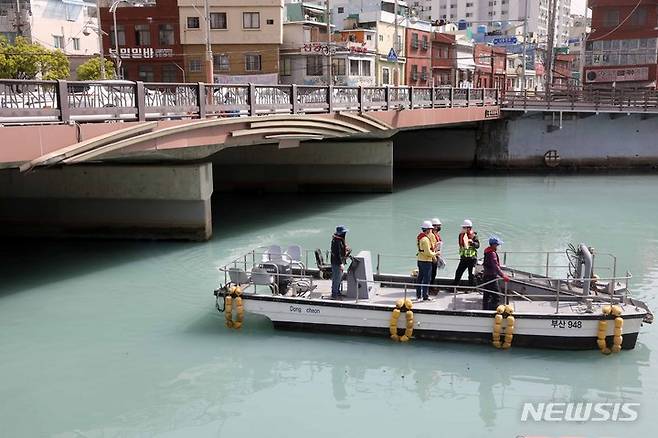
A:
[212,140,393,192]
[477,112,658,169]
[0,163,213,240]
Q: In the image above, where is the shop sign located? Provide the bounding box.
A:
[585,67,649,83]
[112,47,174,59]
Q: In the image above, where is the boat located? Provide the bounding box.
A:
[213,243,653,351]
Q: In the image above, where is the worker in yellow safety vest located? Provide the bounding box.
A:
[417,220,437,301]
[453,219,480,287]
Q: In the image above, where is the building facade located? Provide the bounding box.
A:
[430,0,571,49]
[405,20,432,86]
[431,31,455,85]
[1,0,100,78]
[473,43,506,88]
[333,29,377,86]
[583,0,658,89]
[178,0,283,84]
[100,0,183,82]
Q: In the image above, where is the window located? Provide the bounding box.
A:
[267,19,274,25]
[337,7,344,13]
[187,17,200,29]
[135,24,150,46]
[213,54,229,71]
[411,64,418,80]
[421,35,428,50]
[243,12,260,29]
[350,59,359,75]
[161,65,177,82]
[332,58,346,75]
[411,33,419,49]
[379,34,383,42]
[72,37,80,50]
[466,12,473,17]
[159,24,175,45]
[466,2,473,6]
[138,65,154,82]
[603,9,619,27]
[110,25,125,47]
[280,57,292,76]
[306,56,323,76]
[53,35,64,49]
[245,54,261,71]
[421,66,428,81]
[630,7,646,26]
[366,34,372,41]
[382,67,390,84]
[361,60,371,76]
[450,4,456,8]
[210,12,227,29]
[189,58,202,72]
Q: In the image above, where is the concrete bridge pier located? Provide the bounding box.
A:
[0,163,213,241]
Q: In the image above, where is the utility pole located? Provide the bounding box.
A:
[490,47,495,88]
[394,0,399,85]
[96,0,106,79]
[521,0,528,90]
[326,0,332,85]
[545,0,558,96]
[203,0,213,83]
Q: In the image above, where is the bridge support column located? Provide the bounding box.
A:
[213,139,393,193]
[0,163,213,241]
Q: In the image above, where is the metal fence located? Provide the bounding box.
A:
[504,88,658,112]
[0,79,500,124]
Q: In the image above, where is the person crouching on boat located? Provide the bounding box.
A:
[417,221,437,301]
[453,219,480,287]
[482,236,510,310]
[331,225,351,299]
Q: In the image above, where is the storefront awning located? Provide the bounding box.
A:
[457,57,476,70]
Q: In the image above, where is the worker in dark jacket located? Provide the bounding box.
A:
[330,225,351,299]
[482,236,510,310]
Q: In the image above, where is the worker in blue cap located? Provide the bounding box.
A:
[482,236,510,310]
[330,225,351,299]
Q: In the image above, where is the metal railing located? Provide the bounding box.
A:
[504,88,658,113]
[0,79,500,124]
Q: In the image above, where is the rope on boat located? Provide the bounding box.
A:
[225,286,245,330]
[492,305,515,349]
[597,305,623,354]
[389,298,414,342]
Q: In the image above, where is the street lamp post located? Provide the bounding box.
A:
[109,0,130,79]
[96,0,105,79]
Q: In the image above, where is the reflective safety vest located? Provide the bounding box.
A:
[458,232,478,259]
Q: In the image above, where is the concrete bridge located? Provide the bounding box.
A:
[2,80,657,241]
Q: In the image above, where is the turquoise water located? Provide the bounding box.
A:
[1,174,656,438]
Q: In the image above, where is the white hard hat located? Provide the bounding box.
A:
[421,220,433,229]
[431,218,442,226]
[462,219,473,228]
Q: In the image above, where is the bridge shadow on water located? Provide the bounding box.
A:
[0,171,459,297]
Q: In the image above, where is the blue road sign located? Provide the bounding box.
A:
[387,48,398,62]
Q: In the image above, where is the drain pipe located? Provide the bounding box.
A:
[579,243,593,295]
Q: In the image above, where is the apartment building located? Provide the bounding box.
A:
[429,0,571,48]
[583,0,657,88]
[405,20,432,86]
[431,32,455,85]
[100,0,184,82]
[178,0,283,84]
[1,0,100,78]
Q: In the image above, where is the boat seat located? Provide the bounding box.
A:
[314,249,332,279]
[228,267,249,285]
[262,244,292,265]
[251,267,279,295]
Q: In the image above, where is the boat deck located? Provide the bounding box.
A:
[244,278,610,316]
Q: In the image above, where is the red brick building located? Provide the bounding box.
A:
[473,44,506,89]
[432,32,455,86]
[584,0,658,88]
[405,25,432,87]
[100,0,184,82]
[553,54,576,89]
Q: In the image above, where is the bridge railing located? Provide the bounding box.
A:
[504,88,658,112]
[0,79,500,124]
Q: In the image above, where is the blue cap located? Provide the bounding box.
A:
[336,225,349,234]
[489,236,503,246]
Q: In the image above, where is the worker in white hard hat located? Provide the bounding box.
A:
[453,219,480,287]
[429,218,443,287]
[416,220,437,301]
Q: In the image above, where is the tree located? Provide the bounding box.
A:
[76,56,117,81]
[0,36,70,80]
